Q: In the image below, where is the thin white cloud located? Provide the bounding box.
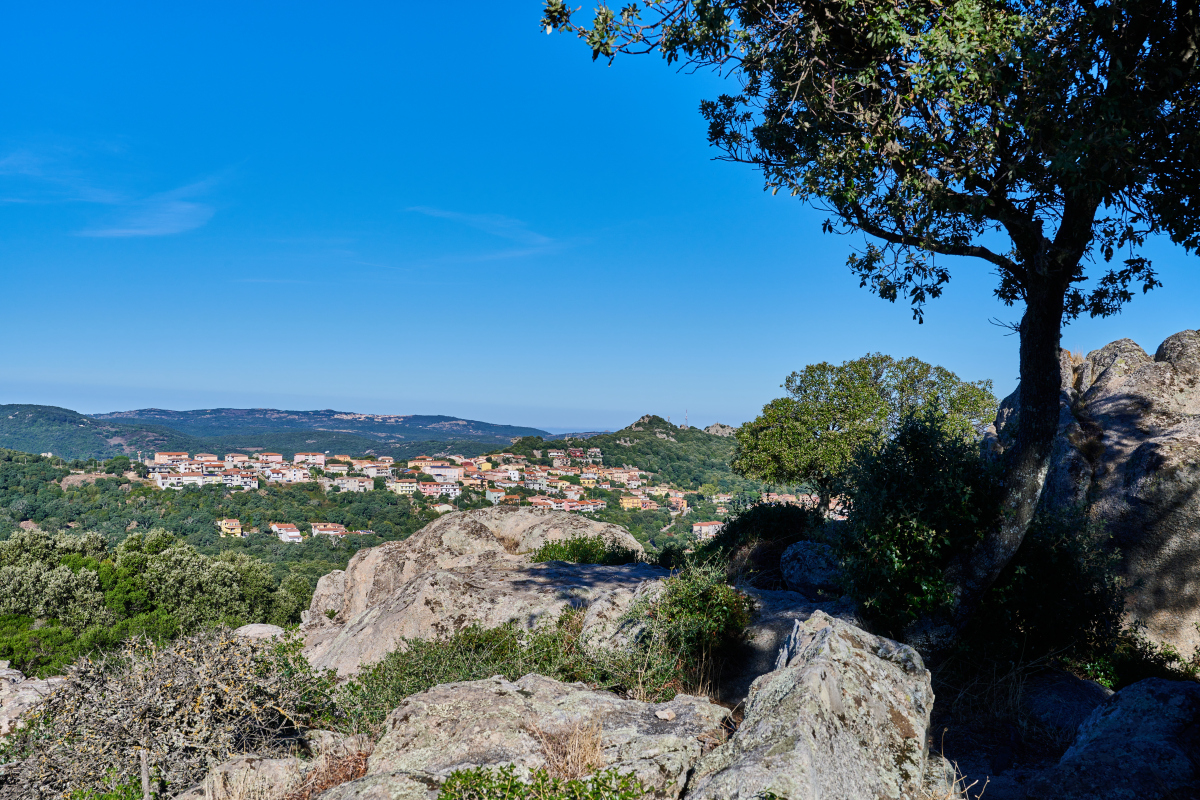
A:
[79,178,218,238]
[0,144,223,237]
[407,206,554,247]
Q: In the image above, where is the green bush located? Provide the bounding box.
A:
[439,764,647,800]
[971,509,1125,668]
[631,562,753,690]
[0,529,305,676]
[839,411,1003,636]
[529,536,639,566]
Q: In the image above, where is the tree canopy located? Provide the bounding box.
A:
[731,354,995,505]
[544,0,1199,632]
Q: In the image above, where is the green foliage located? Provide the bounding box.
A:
[733,355,995,505]
[637,562,753,682]
[529,536,639,566]
[0,528,304,676]
[69,777,144,800]
[839,412,1002,636]
[972,510,1125,667]
[504,417,761,493]
[439,764,648,800]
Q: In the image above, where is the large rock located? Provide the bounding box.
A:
[0,667,64,737]
[301,509,659,677]
[200,755,305,800]
[1020,670,1113,744]
[719,588,858,709]
[1023,678,1200,799]
[685,611,938,799]
[316,673,729,800]
[994,330,1200,653]
[779,540,843,596]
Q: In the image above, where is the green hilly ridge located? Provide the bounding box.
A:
[506,414,759,493]
[0,404,548,461]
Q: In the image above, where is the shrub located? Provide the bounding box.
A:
[839,411,1003,637]
[530,536,639,566]
[0,627,336,799]
[970,509,1125,668]
[439,764,647,800]
[695,502,822,588]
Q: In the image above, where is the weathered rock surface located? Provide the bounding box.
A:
[994,330,1200,653]
[779,540,843,596]
[233,623,285,641]
[316,673,729,800]
[719,588,858,709]
[1020,670,1113,744]
[301,508,660,676]
[200,755,305,800]
[1023,678,1200,799]
[686,611,937,799]
[0,667,64,736]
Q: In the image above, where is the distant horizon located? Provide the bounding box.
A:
[3,3,1197,434]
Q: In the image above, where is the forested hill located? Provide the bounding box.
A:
[505,414,761,493]
[92,408,549,442]
[1,404,547,461]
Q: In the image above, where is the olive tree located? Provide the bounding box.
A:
[543,0,1200,626]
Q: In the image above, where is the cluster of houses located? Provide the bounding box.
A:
[149,447,729,544]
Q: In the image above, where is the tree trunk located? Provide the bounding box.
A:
[952,280,1066,625]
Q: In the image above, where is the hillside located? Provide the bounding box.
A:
[505,414,761,493]
[0,404,546,461]
[92,408,549,442]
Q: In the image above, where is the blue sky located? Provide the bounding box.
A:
[2,2,1197,432]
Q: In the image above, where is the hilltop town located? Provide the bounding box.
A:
[142,444,766,544]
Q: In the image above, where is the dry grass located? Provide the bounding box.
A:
[528,720,606,781]
[283,740,373,800]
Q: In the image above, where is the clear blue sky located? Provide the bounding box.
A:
[2,3,1197,432]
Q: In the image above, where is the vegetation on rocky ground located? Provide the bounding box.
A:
[332,562,750,735]
[439,764,648,800]
[529,535,640,566]
[0,628,334,800]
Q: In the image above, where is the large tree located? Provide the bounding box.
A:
[544,0,1200,627]
[731,354,995,509]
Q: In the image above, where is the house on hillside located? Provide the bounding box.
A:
[312,522,348,538]
[271,523,303,543]
[387,478,419,495]
[153,452,189,465]
[294,452,326,466]
[692,521,724,539]
[217,519,243,537]
[485,487,505,504]
[334,476,373,493]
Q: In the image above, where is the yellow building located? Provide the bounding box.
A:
[581,477,597,488]
[619,496,642,511]
[217,518,243,538]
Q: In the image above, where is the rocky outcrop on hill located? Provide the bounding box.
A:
[687,611,947,799]
[301,508,655,676]
[992,329,1200,653]
[703,423,735,437]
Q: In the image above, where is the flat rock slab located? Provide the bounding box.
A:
[316,673,729,800]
